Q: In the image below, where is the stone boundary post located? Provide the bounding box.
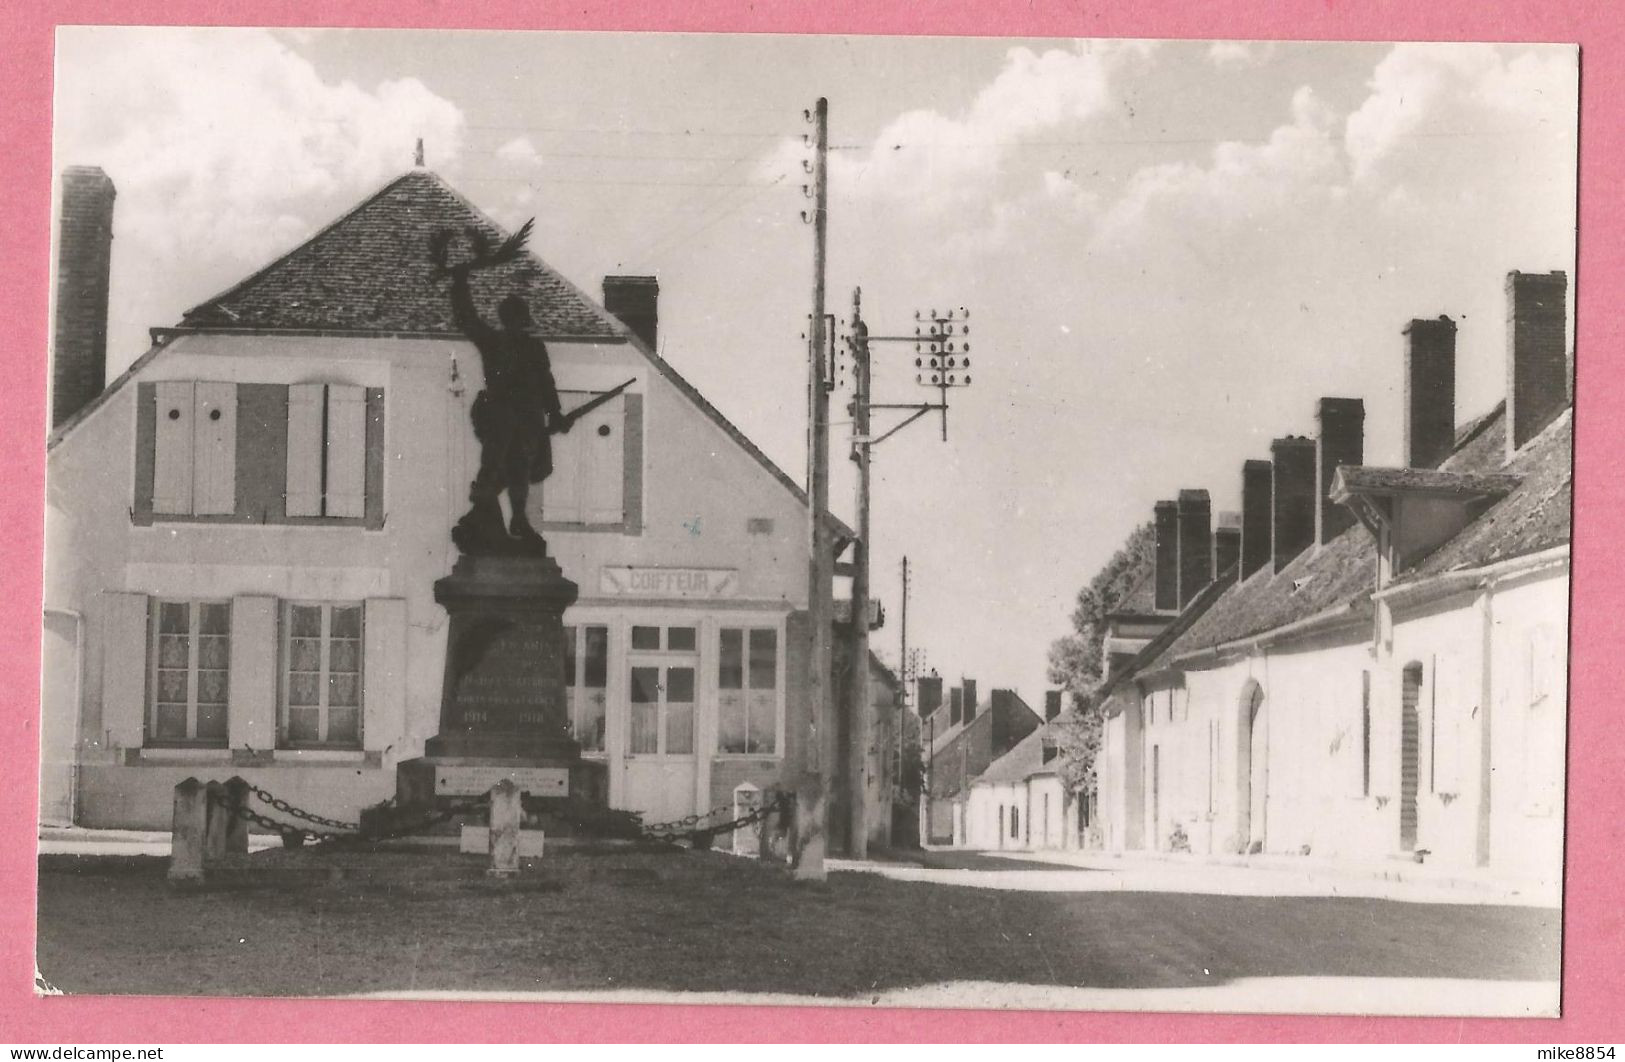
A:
[488,778,521,877]
[167,778,207,887]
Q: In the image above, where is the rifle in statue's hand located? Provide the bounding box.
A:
[552,378,637,435]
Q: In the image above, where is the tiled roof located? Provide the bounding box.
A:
[1162,401,1571,662]
[1332,466,1522,500]
[182,170,625,338]
[973,727,1055,787]
[1404,410,1572,580]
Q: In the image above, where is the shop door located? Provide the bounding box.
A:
[622,659,698,825]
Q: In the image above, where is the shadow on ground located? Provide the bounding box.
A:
[867,847,1099,873]
[35,850,1560,999]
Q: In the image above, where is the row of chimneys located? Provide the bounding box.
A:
[916,674,1067,723]
[50,167,666,430]
[1148,270,1569,603]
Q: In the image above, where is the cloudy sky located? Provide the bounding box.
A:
[53,29,1577,702]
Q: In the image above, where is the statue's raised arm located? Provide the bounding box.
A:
[429,222,535,345]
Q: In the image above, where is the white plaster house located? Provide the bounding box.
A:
[42,167,902,838]
[1095,271,1572,887]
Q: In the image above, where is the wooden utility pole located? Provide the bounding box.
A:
[793,97,833,882]
[846,288,872,860]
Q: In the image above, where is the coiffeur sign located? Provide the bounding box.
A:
[599,566,738,599]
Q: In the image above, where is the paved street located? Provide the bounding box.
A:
[36,845,1559,1015]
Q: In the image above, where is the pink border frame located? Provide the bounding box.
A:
[2,1,1619,1043]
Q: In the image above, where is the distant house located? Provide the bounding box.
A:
[1095,271,1572,884]
[921,683,1044,846]
[962,697,1077,851]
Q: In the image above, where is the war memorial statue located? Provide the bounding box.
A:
[394,221,613,803]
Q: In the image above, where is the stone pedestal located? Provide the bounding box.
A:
[397,553,608,810]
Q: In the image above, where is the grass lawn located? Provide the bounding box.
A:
[35,846,1561,999]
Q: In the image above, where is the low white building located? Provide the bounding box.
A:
[964,727,1075,851]
[1096,271,1571,885]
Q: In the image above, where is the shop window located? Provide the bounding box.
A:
[280,603,363,748]
[562,624,608,752]
[630,625,697,653]
[718,627,778,755]
[148,600,231,747]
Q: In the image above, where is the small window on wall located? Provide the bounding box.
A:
[281,603,363,748]
[149,601,231,747]
[718,627,778,755]
[631,625,697,652]
[563,624,608,753]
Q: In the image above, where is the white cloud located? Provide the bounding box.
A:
[54,26,466,364]
[1099,85,1343,242]
[774,42,1140,216]
[1207,41,1275,68]
[496,136,543,167]
[1344,43,1575,182]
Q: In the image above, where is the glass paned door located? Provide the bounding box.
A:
[622,658,699,823]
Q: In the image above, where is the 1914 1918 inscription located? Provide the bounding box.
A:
[445,616,568,737]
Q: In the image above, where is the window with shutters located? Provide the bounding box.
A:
[717,627,779,755]
[540,390,627,525]
[562,623,608,753]
[148,600,231,747]
[151,381,237,515]
[287,383,368,518]
[280,602,363,748]
[137,381,382,526]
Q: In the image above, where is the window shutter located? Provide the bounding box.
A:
[228,596,277,751]
[285,384,325,517]
[152,382,196,514]
[323,384,367,518]
[1434,655,1461,793]
[622,391,644,533]
[543,400,585,523]
[191,382,238,515]
[583,394,626,523]
[362,598,407,754]
[99,591,150,750]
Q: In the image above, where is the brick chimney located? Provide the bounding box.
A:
[1153,500,1178,611]
[1316,398,1365,545]
[602,275,659,350]
[916,675,943,718]
[1045,690,1063,721]
[1176,489,1212,608]
[1271,436,1316,572]
[962,680,978,721]
[1240,460,1272,580]
[949,687,963,725]
[52,166,116,430]
[1404,317,1456,469]
[1214,512,1241,576]
[1506,270,1568,456]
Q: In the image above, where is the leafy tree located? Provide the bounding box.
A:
[1046,522,1155,791]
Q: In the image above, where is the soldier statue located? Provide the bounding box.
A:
[431,221,566,555]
